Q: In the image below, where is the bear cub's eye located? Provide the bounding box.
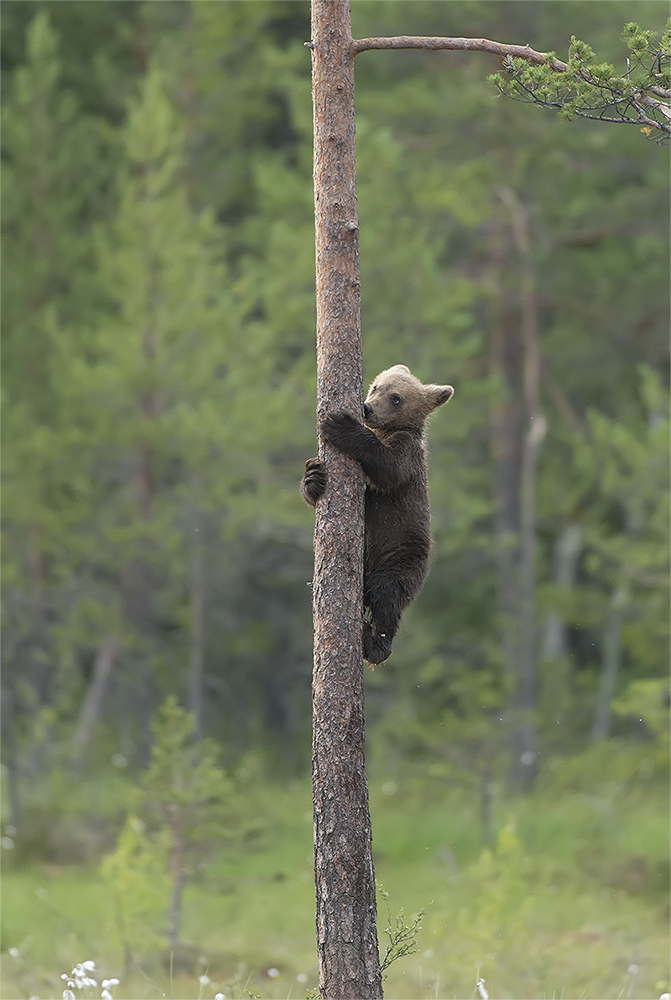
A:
[391,394,402,406]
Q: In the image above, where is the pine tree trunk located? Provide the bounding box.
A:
[309,2,383,996]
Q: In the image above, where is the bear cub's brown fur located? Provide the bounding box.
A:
[301,364,453,664]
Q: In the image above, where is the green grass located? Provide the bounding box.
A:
[1,760,669,1000]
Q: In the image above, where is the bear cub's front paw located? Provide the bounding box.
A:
[300,458,327,507]
[319,412,362,449]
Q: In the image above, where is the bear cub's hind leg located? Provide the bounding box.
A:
[363,576,406,665]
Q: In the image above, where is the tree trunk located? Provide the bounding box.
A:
[28,531,51,711]
[540,524,582,721]
[2,677,22,830]
[488,217,523,788]
[591,584,627,742]
[489,275,522,733]
[71,635,117,770]
[167,805,185,948]
[498,187,545,793]
[309,2,383,997]
[188,481,205,741]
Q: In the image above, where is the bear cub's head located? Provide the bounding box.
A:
[363,365,453,433]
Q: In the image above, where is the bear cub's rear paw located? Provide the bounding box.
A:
[363,620,393,665]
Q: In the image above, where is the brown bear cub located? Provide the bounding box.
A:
[301,364,453,665]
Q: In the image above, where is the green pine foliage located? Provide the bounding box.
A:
[1,0,667,771]
[490,19,671,140]
[1,9,118,734]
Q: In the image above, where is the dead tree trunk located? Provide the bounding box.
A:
[540,524,582,721]
[71,635,118,771]
[309,2,383,997]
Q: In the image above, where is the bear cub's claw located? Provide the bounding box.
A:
[300,457,327,507]
[319,412,361,448]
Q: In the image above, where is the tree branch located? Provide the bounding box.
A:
[353,34,568,72]
[353,28,671,138]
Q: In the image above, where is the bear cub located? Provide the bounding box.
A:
[301,364,453,665]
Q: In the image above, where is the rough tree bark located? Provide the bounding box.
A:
[309,2,383,998]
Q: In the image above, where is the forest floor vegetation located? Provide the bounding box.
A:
[1,744,669,1000]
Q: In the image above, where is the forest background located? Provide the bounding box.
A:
[1,2,669,999]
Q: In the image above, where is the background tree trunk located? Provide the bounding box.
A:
[167,803,186,948]
[189,477,205,741]
[498,187,545,793]
[71,635,117,770]
[310,2,383,997]
[591,584,627,742]
[540,524,582,722]
[489,220,523,779]
[1,677,22,829]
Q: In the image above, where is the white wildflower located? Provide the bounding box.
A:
[296,974,308,984]
[102,980,120,988]
[102,991,112,1000]
[267,967,280,977]
[215,994,226,1000]
[9,947,20,959]
[627,965,639,975]
[63,992,76,1000]
[71,962,97,989]
[659,994,670,999]
[476,978,489,1000]
[199,975,210,985]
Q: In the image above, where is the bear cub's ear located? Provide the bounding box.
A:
[425,384,454,410]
